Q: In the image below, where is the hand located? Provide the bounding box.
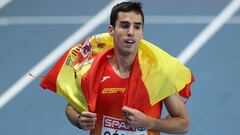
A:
[76,111,97,130]
[122,106,153,129]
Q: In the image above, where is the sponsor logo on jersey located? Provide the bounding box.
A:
[104,116,136,131]
[102,88,125,94]
[101,76,111,83]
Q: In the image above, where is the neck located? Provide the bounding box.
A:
[110,49,137,78]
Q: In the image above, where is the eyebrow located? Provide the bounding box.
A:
[120,21,142,26]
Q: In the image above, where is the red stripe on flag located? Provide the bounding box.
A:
[123,55,152,113]
[81,51,106,112]
[40,49,71,92]
[179,73,195,99]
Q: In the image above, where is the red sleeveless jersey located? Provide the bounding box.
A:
[91,57,162,135]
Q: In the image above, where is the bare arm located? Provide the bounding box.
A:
[122,93,189,134]
[65,103,97,130]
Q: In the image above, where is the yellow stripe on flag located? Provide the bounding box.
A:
[56,48,90,112]
[138,40,192,105]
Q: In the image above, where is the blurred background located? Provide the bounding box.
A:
[0,0,239,134]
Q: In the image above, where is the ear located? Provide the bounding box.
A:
[108,25,114,36]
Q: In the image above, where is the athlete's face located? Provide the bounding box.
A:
[108,11,144,56]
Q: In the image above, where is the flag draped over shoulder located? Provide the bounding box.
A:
[40,33,194,113]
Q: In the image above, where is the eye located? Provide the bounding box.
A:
[120,23,129,29]
[134,25,141,30]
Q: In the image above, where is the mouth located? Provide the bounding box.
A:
[124,39,136,45]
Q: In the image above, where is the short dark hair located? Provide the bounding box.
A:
[110,2,144,27]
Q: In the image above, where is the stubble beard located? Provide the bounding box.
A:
[115,43,138,58]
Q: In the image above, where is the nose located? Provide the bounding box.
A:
[127,26,134,37]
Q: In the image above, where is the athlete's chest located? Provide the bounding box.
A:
[96,60,129,116]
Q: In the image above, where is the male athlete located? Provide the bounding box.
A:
[64,2,194,135]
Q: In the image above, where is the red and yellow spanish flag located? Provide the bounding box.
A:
[40,33,194,113]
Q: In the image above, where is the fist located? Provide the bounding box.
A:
[77,111,97,130]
